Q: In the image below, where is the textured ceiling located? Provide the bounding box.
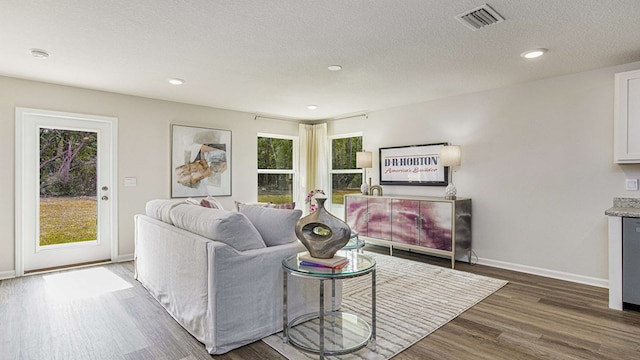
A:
[2,0,640,120]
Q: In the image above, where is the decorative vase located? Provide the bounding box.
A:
[295,198,351,259]
[445,182,457,199]
[444,167,458,199]
[360,182,370,195]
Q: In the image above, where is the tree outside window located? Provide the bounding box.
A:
[329,134,363,217]
[257,135,296,204]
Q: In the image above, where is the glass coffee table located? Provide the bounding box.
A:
[282,251,376,359]
[343,231,365,252]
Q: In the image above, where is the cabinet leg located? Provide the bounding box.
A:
[371,269,377,351]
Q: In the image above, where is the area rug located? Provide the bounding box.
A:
[262,253,508,359]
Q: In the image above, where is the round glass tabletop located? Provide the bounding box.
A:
[282,251,375,279]
[287,312,372,355]
[342,236,365,250]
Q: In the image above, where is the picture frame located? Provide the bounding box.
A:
[379,142,449,186]
[171,124,232,197]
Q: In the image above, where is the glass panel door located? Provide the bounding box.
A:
[39,128,98,247]
[16,108,115,274]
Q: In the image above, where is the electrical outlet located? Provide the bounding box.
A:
[625,178,639,191]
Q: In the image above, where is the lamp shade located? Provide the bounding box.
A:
[440,145,461,167]
[356,151,373,168]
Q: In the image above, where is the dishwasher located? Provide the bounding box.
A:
[623,217,640,310]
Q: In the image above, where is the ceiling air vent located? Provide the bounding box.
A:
[455,4,505,31]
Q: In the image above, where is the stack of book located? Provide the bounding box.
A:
[299,253,349,269]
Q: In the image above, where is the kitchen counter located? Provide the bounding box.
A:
[606,197,640,310]
[605,197,640,217]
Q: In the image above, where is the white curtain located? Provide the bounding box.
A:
[298,123,329,213]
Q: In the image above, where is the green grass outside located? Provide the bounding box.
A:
[39,196,97,246]
[257,194,293,204]
[332,189,359,204]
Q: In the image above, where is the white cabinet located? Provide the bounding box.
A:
[614,69,640,163]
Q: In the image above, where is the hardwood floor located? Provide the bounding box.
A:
[381,247,640,360]
[1,245,639,359]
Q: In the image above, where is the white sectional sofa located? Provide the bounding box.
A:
[134,199,342,354]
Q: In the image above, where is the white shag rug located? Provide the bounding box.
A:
[263,253,508,359]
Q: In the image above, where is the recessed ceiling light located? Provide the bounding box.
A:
[520,48,547,59]
[168,78,185,85]
[307,105,318,110]
[328,65,342,71]
[30,48,49,59]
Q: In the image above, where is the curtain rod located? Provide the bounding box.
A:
[254,114,300,121]
[328,113,368,121]
[254,113,368,122]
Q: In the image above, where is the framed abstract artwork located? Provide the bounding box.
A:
[379,142,448,186]
[171,124,232,197]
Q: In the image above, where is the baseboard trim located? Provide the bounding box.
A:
[365,243,608,288]
[0,270,16,280]
[477,257,608,288]
[115,253,134,262]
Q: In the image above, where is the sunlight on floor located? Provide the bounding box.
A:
[43,266,133,301]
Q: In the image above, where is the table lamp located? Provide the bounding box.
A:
[440,145,461,199]
[356,151,373,195]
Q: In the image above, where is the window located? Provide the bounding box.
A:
[257,134,297,204]
[329,133,363,216]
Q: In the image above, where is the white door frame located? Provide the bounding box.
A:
[15,107,118,276]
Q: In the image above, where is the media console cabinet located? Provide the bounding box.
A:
[344,194,472,268]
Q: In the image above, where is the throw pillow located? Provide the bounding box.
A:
[169,204,266,251]
[201,196,224,209]
[239,204,302,246]
[272,202,295,209]
[234,200,272,212]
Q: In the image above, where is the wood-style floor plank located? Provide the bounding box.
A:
[377,246,640,360]
[2,245,640,359]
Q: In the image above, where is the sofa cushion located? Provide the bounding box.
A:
[145,199,186,225]
[234,201,272,212]
[239,204,302,246]
[170,204,266,251]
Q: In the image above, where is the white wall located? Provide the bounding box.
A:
[4,60,640,284]
[329,61,640,286]
[0,76,298,275]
